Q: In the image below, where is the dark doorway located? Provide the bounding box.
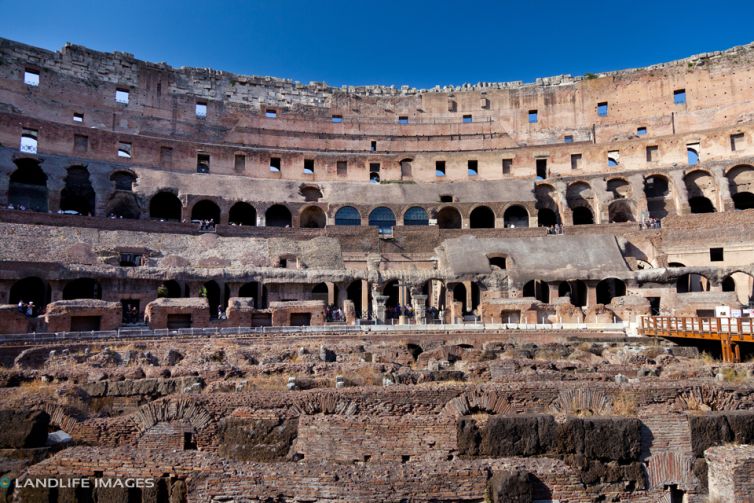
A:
[60,166,96,216]
[63,278,102,300]
[596,278,626,305]
[229,202,256,226]
[9,277,49,311]
[688,196,715,214]
[436,207,462,229]
[266,205,292,227]
[149,192,182,220]
[191,200,221,223]
[572,206,594,225]
[469,206,495,228]
[8,159,48,211]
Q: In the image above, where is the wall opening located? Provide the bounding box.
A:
[688,196,715,214]
[536,159,547,179]
[503,205,529,228]
[403,206,429,226]
[149,192,182,221]
[572,206,594,225]
[469,206,494,228]
[437,207,462,229]
[467,160,478,176]
[436,160,446,177]
[8,159,48,211]
[676,273,710,293]
[335,206,361,226]
[196,153,210,173]
[596,278,626,305]
[369,163,380,183]
[266,205,292,227]
[63,278,102,300]
[191,200,221,223]
[368,207,396,231]
[300,206,327,228]
[61,166,95,216]
[10,277,50,312]
[303,159,315,174]
[523,280,549,303]
[229,202,256,226]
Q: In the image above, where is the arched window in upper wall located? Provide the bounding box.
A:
[335,206,361,226]
[687,147,699,166]
[403,206,429,226]
[368,207,396,231]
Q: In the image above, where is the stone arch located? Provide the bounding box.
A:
[523,279,549,303]
[105,192,141,219]
[229,202,257,226]
[266,204,292,227]
[441,389,513,417]
[10,277,50,310]
[608,199,635,223]
[290,394,359,416]
[436,206,462,229]
[60,165,95,216]
[299,205,326,228]
[133,399,213,433]
[149,191,182,221]
[503,205,529,228]
[191,199,221,223]
[684,170,717,213]
[8,158,48,211]
[566,181,596,224]
[62,278,102,300]
[469,205,495,228]
[334,206,361,226]
[109,170,136,191]
[535,184,560,226]
[726,165,754,210]
[606,177,631,199]
[402,206,429,226]
[644,174,673,219]
[596,278,626,304]
[368,207,396,230]
[722,271,754,306]
[559,280,587,307]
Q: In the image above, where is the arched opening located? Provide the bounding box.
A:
[437,207,462,229]
[488,256,506,270]
[158,280,182,298]
[596,278,626,305]
[346,280,364,319]
[191,200,221,223]
[722,272,754,306]
[422,279,446,313]
[726,165,754,210]
[110,171,136,191]
[300,206,326,228]
[522,280,549,303]
[9,277,50,312]
[335,206,361,226]
[687,148,699,166]
[684,171,717,213]
[62,278,102,300]
[8,159,48,211]
[228,202,256,226]
[203,280,221,318]
[537,208,558,227]
[503,205,529,228]
[239,281,267,309]
[452,283,467,315]
[312,282,329,303]
[403,206,429,226]
[606,178,631,199]
[688,196,715,214]
[608,200,634,223]
[368,207,396,231]
[676,273,710,293]
[733,192,754,210]
[105,192,140,219]
[60,166,95,216]
[644,175,671,220]
[470,206,495,228]
[558,280,587,307]
[535,184,560,226]
[299,185,323,202]
[567,182,595,225]
[572,207,594,225]
[265,204,292,227]
[149,192,182,221]
[382,280,400,316]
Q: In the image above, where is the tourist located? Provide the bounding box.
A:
[25,302,34,318]
[17,300,24,313]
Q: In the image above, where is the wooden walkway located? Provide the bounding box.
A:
[639,316,754,362]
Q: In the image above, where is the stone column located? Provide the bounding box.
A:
[50,280,64,302]
[412,294,428,324]
[361,279,369,319]
[586,284,598,307]
[669,170,688,215]
[373,294,389,324]
[712,165,733,211]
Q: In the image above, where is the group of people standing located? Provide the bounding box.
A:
[16,300,36,318]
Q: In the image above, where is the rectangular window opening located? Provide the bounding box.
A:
[571,153,582,170]
[370,140,377,152]
[20,128,38,154]
[502,159,512,175]
[731,133,744,152]
[597,102,608,117]
[337,160,348,177]
[440,195,453,203]
[196,102,207,118]
[197,153,210,173]
[369,163,380,183]
[462,114,473,123]
[536,158,547,179]
[608,150,620,167]
[710,247,724,262]
[332,114,343,123]
[24,69,40,86]
[117,141,132,159]
[674,89,686,105]
[304,159,315,174]
[160,146,173,167]
[269,157,281,172]
[467,160,478,176]
[637,127,647,136]
[73,112,84,123]
[234,154,246,172]
[528,110,538,123]
[564,135,574,143]
[436,160,446,177]
[265,109,277,119]
[119,253,143,267]
[398,116,409,125]
[74,134,88,153]
[646,145,658,162]
[115,88,129,104]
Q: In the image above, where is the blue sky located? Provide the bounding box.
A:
[2,0,753,88]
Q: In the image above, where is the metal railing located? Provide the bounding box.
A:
[0,321,628,344]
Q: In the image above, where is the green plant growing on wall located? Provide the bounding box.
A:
[156,284,169,298]
[200,286,208,298]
